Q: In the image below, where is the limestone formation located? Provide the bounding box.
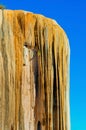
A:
[0,10,70,130]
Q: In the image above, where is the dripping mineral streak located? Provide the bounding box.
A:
[0,10,70,130]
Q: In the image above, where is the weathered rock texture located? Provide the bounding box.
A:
[0,10,70,130]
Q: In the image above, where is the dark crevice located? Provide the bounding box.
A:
[52,37,57,130]
[17,14,25,36]
[34,20,39,97]
[43,43,48,128]
[61,47,64,130]
[57,56,60,130]
[23,45,29,66]
[11,125,14,130]
[38,25,41,49]
[34,20,38,46]
[24,42,28,47]
[33,53,39,97]
[37,121,41,130]
[44,73,48,126]
[43,42,46,64]
[44,28,48,68]
[61,47,64,83]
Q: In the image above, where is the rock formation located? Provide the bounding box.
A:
[0,10,70,130]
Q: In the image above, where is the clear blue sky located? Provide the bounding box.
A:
[1,0,86,129]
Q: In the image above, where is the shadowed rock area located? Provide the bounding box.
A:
[0,10,70,130]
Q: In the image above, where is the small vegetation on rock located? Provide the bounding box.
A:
[0,4,6,9]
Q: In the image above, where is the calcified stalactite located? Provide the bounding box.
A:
[0,10,70,130]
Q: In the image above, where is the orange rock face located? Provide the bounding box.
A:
[0,10,70,130]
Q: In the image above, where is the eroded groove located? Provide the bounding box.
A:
[34,56,39,97]
[57,55,60,130]
[52,38,57,130]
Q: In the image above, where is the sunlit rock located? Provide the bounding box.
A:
[0,10,70,130]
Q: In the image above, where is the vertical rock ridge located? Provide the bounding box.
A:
[0,10,70,130]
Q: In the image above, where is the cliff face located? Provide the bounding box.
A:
[0,10,70,130]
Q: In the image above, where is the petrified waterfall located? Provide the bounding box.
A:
[0,10,70,130]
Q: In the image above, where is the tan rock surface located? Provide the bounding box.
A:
[0,10,70,130]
